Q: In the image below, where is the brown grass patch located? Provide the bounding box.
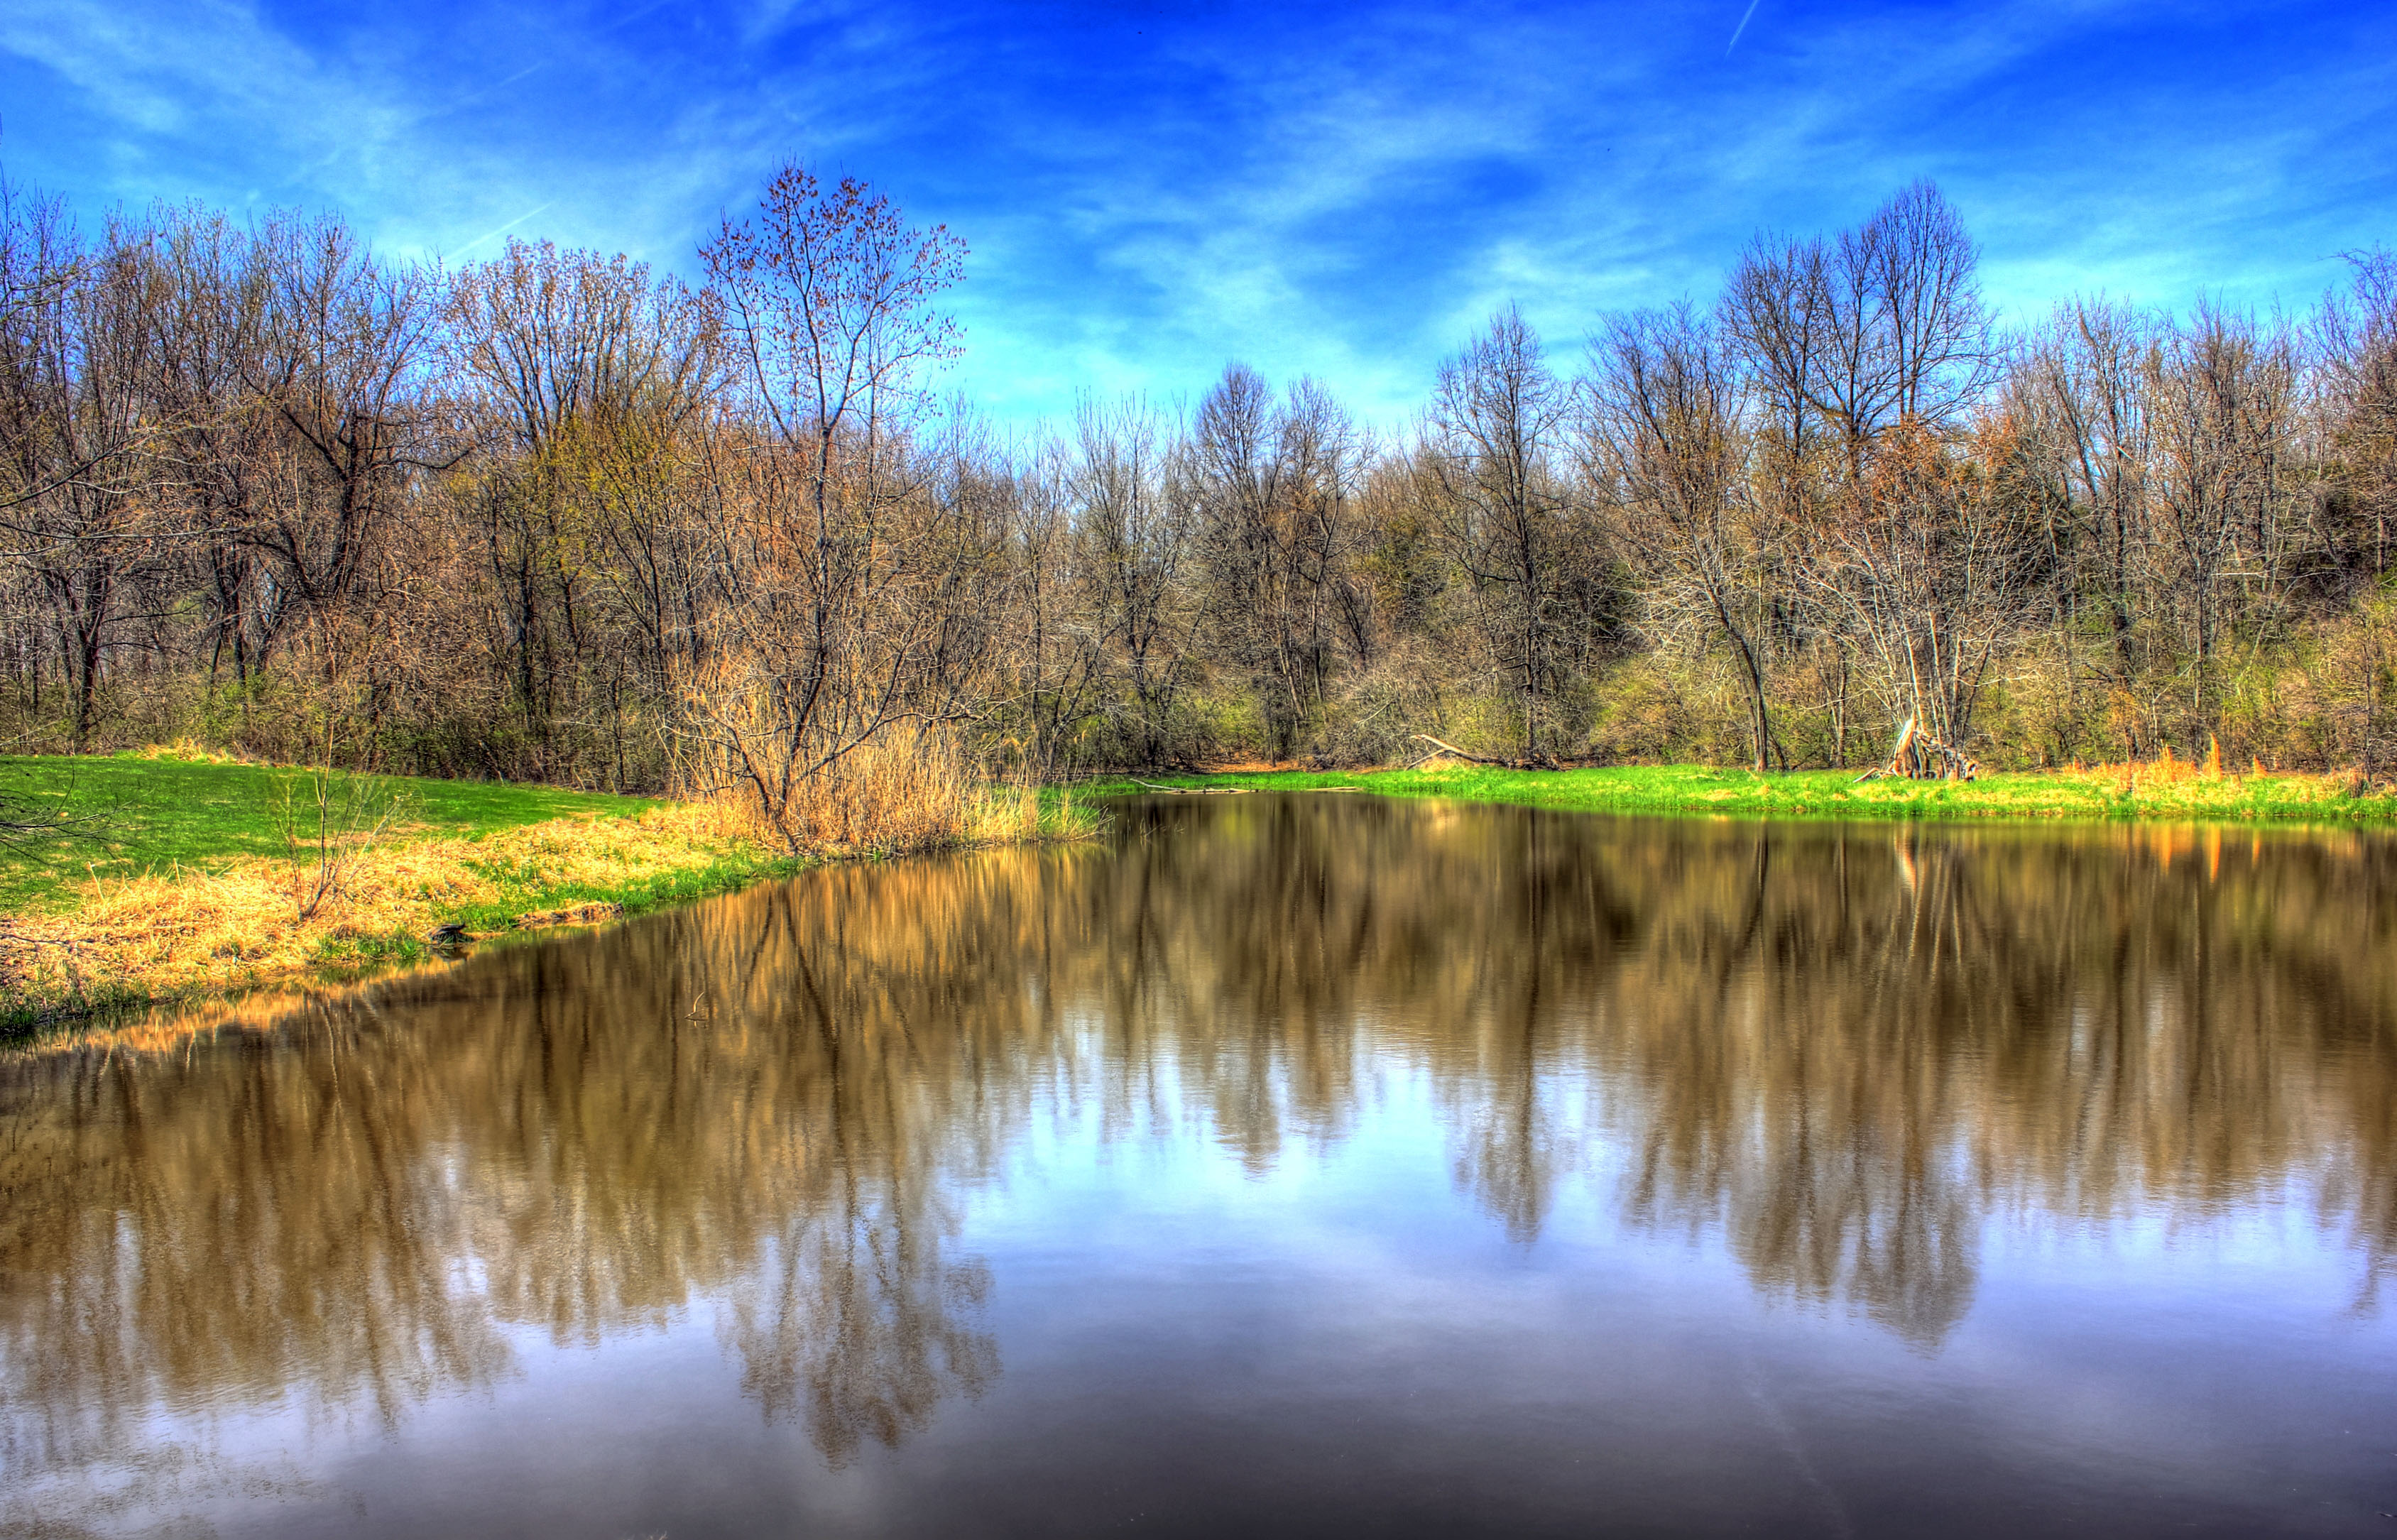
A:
[123,738,264,765]
[3,804,768,1012]
[2046,755,2381,812]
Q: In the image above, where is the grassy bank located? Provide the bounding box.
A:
[1,750,1093,1032]
[0,748,638,910]
[1082,759,2397,825]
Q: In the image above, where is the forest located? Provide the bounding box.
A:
[4,161,2393,844]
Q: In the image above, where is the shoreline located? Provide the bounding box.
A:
[2,772,1100,1040]
[1,804,805,1037]
[1076,762,2397,826]
[13,755,2392,1044]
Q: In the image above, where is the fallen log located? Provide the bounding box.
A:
[1130,778,1253,796]
[1406,736,1575,770]
[1409,733,1509,766]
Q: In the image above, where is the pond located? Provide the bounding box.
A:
[4,795,2393,1537]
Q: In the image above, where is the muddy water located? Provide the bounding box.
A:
[3,795,2394,1537]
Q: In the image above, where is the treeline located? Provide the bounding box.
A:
[3,164,2393,824]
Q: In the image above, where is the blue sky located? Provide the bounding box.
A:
[2,0,2392,425]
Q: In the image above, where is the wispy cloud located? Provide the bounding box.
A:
[3,0,2391,426]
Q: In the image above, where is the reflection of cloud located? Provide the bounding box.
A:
[1,802,2391,1519]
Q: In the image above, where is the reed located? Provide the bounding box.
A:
[693,725,1106,856]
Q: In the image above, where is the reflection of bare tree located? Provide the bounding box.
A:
[1593,820,2397,1341]
[1607,829,1994,1345]
[0,1034,513,1507]
[2,799,2393,1514]
[443,865,1049,1459]
[726,1210,998,1465]
[1089,802,2397,1338]
[0,853,1083,1498]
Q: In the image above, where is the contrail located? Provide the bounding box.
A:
[454,201,556,257]
[1727,0,1763,54]
[486,62,545,93]
[599,0,675,33]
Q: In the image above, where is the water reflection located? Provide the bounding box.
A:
[2,797,2393,1518]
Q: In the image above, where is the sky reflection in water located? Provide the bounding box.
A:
[2,796,2393,1536]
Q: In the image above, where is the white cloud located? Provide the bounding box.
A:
[4,0,2390,430]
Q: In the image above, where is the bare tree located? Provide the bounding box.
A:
[1426,305,1583,755]
[1724,181,1996,478]
[1586,304,1781,770]
[0,214,169,748]
[250,216,444,638]
[2144,301,2297,728]
[137,205,282,721]
[990,435,1098,777]
[1806,417,2045,754]
[444,237,727,783]
[689,162,985,842]
[1711,182,2004,760]
[1191,365,1363,758]
[2315,250,2397,585]
[1071,393,1201,767]
[2024,300,2156,692]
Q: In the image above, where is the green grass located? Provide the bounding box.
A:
[0,752,650,913]
[1078,763,2397,826]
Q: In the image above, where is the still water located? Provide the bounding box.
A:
[4,795,2395,1537]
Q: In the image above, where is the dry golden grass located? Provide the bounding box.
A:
[4,804,770,1013]
[2084,740,2207,790]
[122,738,263,765]
[699,724,1083,856]
[2068,742,2381,807]
[785,727,978,852]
